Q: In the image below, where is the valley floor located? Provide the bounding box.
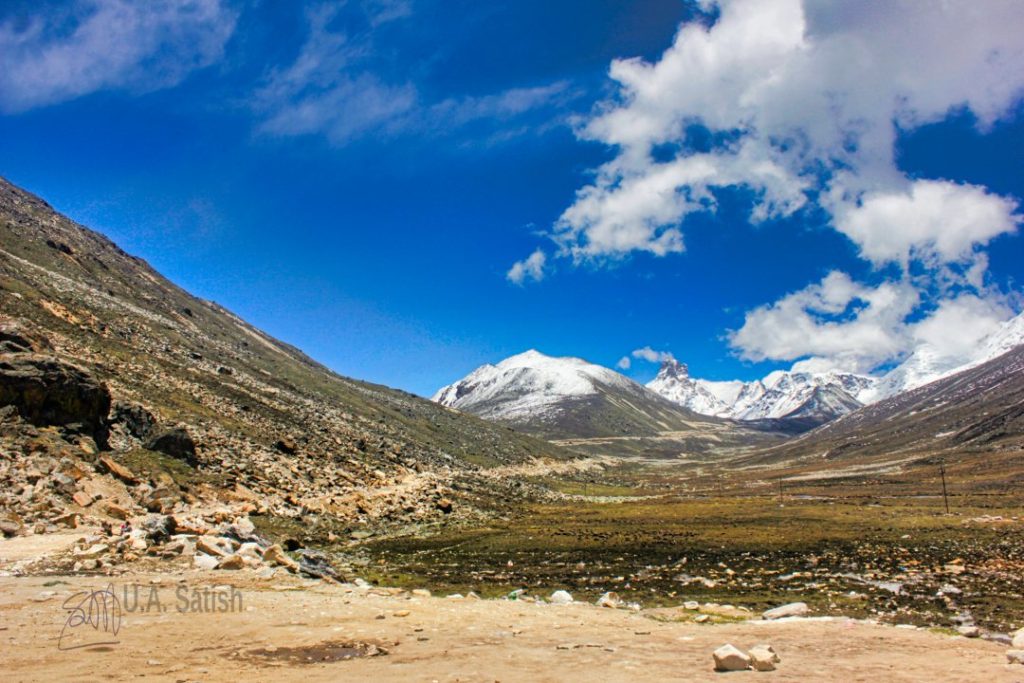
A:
[0,565,1018,682]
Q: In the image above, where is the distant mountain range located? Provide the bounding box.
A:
[433,350,783,455]
[437,311,1024,435]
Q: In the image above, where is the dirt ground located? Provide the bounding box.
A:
[1,565,1021,682]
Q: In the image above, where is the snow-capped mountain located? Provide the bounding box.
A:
[433,349,641,422]
[645,359,738,416]
[646,359,876,426]
[867,310,1024,402]
[432,350,755,442]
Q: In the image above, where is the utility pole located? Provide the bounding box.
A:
[939,461,950,514]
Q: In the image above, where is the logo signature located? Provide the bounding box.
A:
[58,584,122,651]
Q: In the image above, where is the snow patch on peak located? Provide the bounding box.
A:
[647,361,876,423]
[433,349,639,421]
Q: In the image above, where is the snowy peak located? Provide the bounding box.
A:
[869,310,1024,401]
[433,349,644,423]
[647,362,876,426]
[647,359,733,417]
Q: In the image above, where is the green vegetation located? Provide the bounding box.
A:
[362,494,1024,632]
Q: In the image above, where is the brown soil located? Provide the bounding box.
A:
[0,568,1019,682]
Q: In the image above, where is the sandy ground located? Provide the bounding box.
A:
[1,562,1022,683]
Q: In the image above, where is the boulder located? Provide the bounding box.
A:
[216,554,245,570]
[145,427,197,466]
[1008,650,1024,665]
[0,512,23,537]
[0,319,51,354]
[549,590,574,605]
[274,437,298,455]
[713,644,751,672]
[109,401,157,440]
[1012,628,1024,649]
[193,554,219,570]
[196,536,234,558]
[749,644,780,671]
[0,354,110,446]
[98,455,138,484]
[596,591,622,609]
[763,602,809,620]
[263,544,299,571]
[957,625,981,638]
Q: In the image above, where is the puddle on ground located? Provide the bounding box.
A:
[248,640,389,664]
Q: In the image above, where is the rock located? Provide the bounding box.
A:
[1008,650,1024,665]
[72,491,94,507]
[75,543,109,560]
[224,516,257,542]
[263,544,299,571]
[145,427,197,466]
[216,554,245,570]
[52,512,79,528]
[1013,628,1024,649]
[957,625,981,638]
[193,554,219,570]
[103,502,130,520]
[763,602,809,620]
[596,591,621,609]
[749,644,780,671]
[412,589,432,598]
[549,590,573,605]
[435,498,453,514]
[297,549,342,582]
[196,536,234,557]
[0,513,23,537]
[683,601,700,610]
[713,644,751,672]
[109,401,156,440]
[141,514,177,542]
[51,471,77,494]
[0,319,51,354]
[0,354,111,446]
[274,437,298,455]
[97,455,138,484]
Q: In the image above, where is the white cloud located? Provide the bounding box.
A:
[729,271,920,373]
[506,248,546,285]
[255,5,572,146]
[531,0,1024,377]
[631,347,675,364]
[0,0,237,113]
[537,0,1024,263]
[832,180,1020,267]
[908,295,1011,362]
[615,356,631,370]
[730,271,1018,374]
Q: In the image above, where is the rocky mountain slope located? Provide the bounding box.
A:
[647,358,875,428]
[733,343,1024,489]
[433,350,783,456]
[0,176,576,550]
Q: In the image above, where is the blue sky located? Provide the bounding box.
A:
[1,0,1022,397]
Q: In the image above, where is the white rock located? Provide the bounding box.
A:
[763,602,809,620]
[1007,650,1024,665]
[193,553,219,570]
[1013,628,1024,649]
[549,590,574,605]
[957,625,980,638]
[596,591,621,609]
[749,644,780,671]
[713,644,751,672]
